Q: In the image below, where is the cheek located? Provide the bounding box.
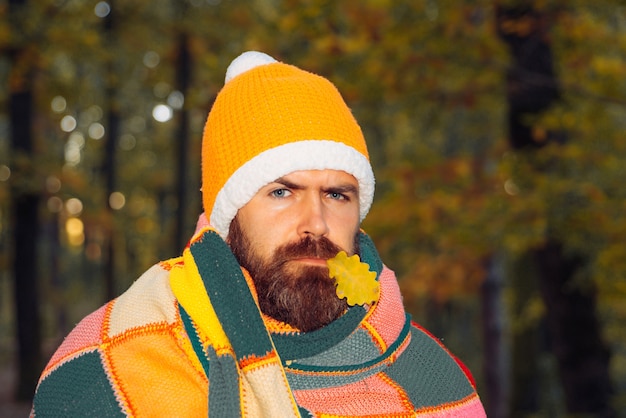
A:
[246,218,289,261]
[330,217,360,251]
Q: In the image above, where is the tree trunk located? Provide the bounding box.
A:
[535,241,614,416]
[103,0,119,300]
[508,252,542,416]
[8,0,43,398]
[11,189,42,401]
[174,30,192,252]
[497,4,615,416]
[496,4,560,151]
[480,254,508,418]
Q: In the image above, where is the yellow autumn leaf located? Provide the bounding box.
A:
[327,251,379,306]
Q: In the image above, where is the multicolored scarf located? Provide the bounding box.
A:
[33,225,485,416]
[170,225,304,417]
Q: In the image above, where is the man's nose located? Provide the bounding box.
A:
[296,194,330,238]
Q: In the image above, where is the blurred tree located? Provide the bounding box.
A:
[102,0,120,301]
[497,2,614,416]
[173,2,192,253]
[6,0,43,401]
[481,253,508,418]
[497,3,557,415]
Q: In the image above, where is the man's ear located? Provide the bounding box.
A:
[225,213,240,245]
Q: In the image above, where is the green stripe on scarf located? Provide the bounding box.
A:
[385,326,477,408]
[189,230,274,361]
[357,232,383,275]
[207,346,242,418]
[180,305,211,377]
[179,228,301,417]
[34,351,126,417]
[286,314,412,373]
[181,304,241,417]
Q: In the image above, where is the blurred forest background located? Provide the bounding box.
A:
[1,0,625,416]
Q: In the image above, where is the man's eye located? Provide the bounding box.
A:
[271,189,291,198]
[329,192,346,200]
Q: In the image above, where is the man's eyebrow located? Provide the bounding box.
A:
[273,178,304,190]
[272,178,359,196]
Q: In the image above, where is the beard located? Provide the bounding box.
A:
[228,217,357,332]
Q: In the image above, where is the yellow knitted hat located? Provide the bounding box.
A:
[202,51,375,239]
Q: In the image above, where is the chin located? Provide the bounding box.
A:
[257,265,347,332]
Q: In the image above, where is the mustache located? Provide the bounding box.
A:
[274,236,343,264]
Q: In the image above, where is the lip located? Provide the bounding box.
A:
[290,257,329,266]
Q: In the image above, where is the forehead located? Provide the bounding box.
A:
[271,169,358,187]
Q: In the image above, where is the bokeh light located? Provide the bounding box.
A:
[143,51,160,69]
[152,104,173,122]
[167,91,184,110]
[64,133,84,166]
[0,165,10,181]
[65,217,85,246]
[51,96,67,113]
[119,134,136,151]
[46,176,62,193]
[65,198,83,216]
[88,123,105,140]
[60,115,77,132]
[109,192,126,210]
[504,179,520,196]
[94,1,110,18]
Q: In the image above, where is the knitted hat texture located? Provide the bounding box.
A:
[202,51,375,239]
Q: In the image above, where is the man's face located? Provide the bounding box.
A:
[228,169,361,332]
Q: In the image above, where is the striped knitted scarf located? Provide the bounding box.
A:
[170,226,380,417]
[33,223,485,416]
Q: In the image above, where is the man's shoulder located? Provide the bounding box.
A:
[33,259,209,416]
[377,320,485,416]
[407,320,477,383]
[109,260,180,331]
[40,261,181,375]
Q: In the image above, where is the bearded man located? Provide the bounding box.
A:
[32,51,486,417]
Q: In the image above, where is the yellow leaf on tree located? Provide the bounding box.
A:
[327,251,379,306]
